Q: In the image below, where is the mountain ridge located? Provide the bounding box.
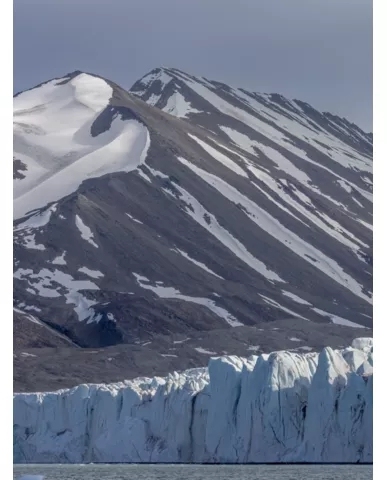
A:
[13,67,372,391]
[131,67,373,142]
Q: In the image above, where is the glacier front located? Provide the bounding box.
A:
[13,338,373,463]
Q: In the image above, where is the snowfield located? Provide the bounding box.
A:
[13,73,150,219]
[14,338,372,463]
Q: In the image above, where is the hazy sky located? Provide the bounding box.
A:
[14,0,372,131]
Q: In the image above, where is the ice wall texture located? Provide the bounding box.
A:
[14,338,373,463]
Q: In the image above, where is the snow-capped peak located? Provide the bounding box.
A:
[14,71,111,111]
[13,72,150,220]
[130,67,373,152]
[14,68,372,393]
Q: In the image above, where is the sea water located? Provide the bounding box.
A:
[13,463,373,480]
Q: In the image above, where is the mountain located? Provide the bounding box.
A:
[13,68,372,391]
[14,338,373,463]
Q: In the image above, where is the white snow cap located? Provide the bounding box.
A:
[14,72,150,219]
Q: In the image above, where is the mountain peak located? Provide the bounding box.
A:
[13,70,95,99]
[14,67,372,392]
[13,70,150,220]
[130,67,372,143]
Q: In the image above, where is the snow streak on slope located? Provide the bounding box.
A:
[177,77,317,163]
[188,134,248,177]
[172,248,224,279]
[133,273,242,327]
[248,170,368,254]
[312,308,365,328]
[128,69,372,318]
[160,178,284,283]
[13,68,372,355]
[232,88,372,174]
[220,126,361,212]
[174,72,372,175]
[14,338,373,463]
[75,215,98,248]
[78,267,104,279]
[134,68,372,218]
[281,291,312,306]
[176,156,371,304]
[260,295,310,321]
[13,73,150,219]
[126,213,144,224]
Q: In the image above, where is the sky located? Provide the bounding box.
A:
[13,0,372,131]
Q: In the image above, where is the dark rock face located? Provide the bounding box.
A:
[13,68,372,391]
[13,158,27,179]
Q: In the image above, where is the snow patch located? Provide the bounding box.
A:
[14,204,58,231]
[126,213,144,224]
[133,273,243,327]
[163,92,201,118]
[52,252,66,265]
[352,197,364,208]
[313,308,366,329]
[146,94,162,106]
[136,168,152,183]
[146,165,169,179]
[282,291,312,306]
[14,268,101,323]
[188,134,248,178]
[195,347,217,355]
[138,68,174,91]
[220,127,258,155]
[21,234,45,251]
[337,179,352,193]
[172,248,223,279]
[75,215,98,248]
[20,352,37,358]
[78,267,104,279]
[23,305,42,313]
[261,295,310,321]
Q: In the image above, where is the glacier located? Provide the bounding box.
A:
[13,338,373,463]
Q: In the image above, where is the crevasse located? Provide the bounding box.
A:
[13,338,373,463]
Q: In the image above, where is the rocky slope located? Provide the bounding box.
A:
[13,68,372,390]
[14,314,371,393]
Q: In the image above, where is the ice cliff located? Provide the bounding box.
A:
[13,338,373,463]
